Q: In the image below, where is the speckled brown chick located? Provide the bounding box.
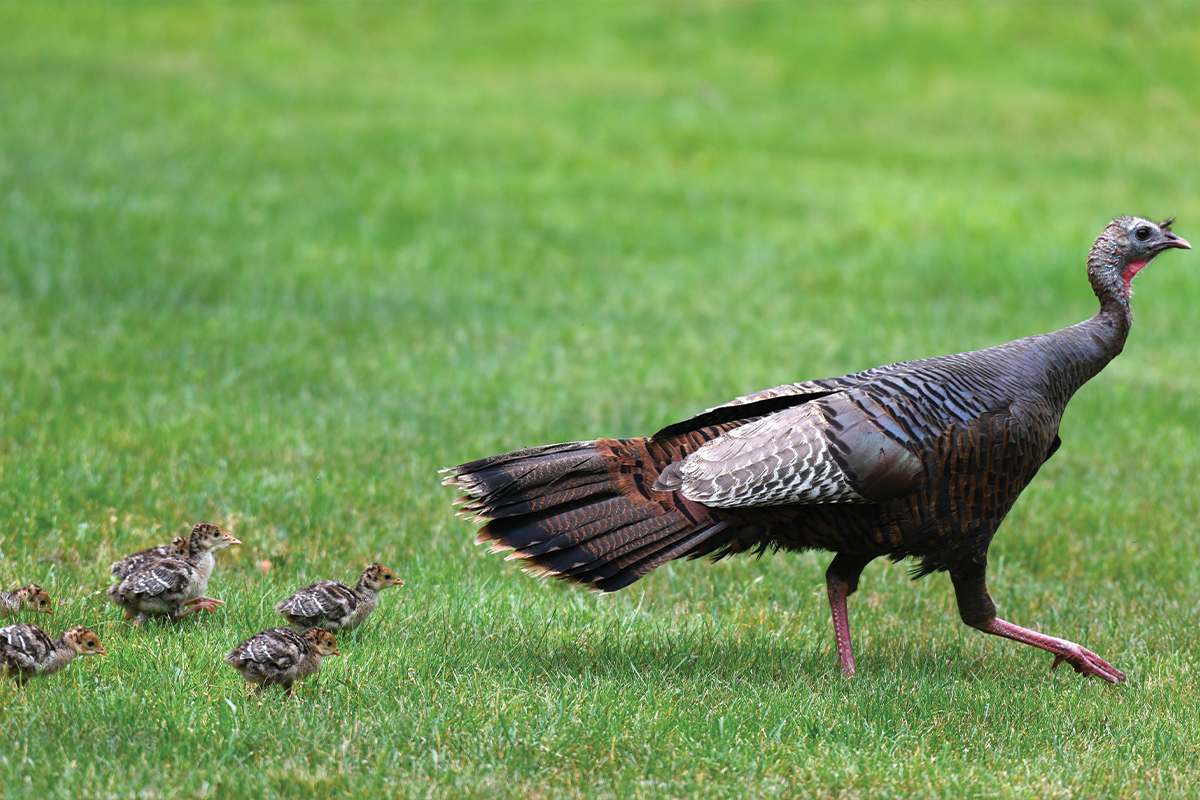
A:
[0,584,53,618]
[225,627,341,698]
[1,624,105,684]
[107,522,241,625]
[275,564,404,632]
[110,536,189,580]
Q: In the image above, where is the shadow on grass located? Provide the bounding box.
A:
[453,619,1050,690]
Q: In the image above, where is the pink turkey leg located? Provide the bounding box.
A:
[182,597,225,607]
[174,598,224,617]
[826,575,856,677]
[977,618,1125,683]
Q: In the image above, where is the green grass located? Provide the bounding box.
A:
[2,2,1199,797]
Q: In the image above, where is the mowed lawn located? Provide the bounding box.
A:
[2,3,1199,798]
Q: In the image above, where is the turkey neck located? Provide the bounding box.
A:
[1087,223,1139,333]
[185,537,218,584]
[1024,305,1128,415]
[42,636,79,674]
[351,578,382,626]
[1023,232,1138,408]
[298,648,325,678]
[191,550,216,583]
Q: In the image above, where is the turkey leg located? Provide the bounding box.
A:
[825,553,875,677]
[182,597,225,607]
[951,568,1125,683]
[174,598,225,617]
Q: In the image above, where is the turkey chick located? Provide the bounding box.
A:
[108,522,241,625]
[0,584,53,618]
[275,563,404,632]
[226,627,341,698]
[1,624,105,684]
[110,536,189,580]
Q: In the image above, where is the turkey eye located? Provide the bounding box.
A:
[1135,226,1152,241]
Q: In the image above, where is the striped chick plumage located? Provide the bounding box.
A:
[110,536,189,580]
[0,584,53,618]
[1,623,105,683]
[226,627,341,697]
[275,564,404,631]
[107,522,241,625]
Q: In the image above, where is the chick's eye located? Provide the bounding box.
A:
[1135,226,1152,241]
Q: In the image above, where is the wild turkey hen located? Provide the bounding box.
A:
[444,216,1191,683]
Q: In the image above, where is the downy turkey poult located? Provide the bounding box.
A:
[443,216,1190,682]
[108,522,241,624]
[1,624,105,683]
[275,563,405,632]
[0,584,54,618]
[226,627,342,698]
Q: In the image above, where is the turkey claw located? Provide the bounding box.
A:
[173,597,225,617]
[183,597,225,607]
[1049,646,1125,683]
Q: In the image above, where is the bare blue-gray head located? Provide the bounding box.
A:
[1088,216,1190,311]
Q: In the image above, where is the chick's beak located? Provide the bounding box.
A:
[394,579,406,586]
[331,648,343,657]
[223,534,242,546]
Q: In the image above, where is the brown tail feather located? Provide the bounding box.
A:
[488,495,655,553]
[444,437,740,591]
[465,476,616,520]
[584,521,731,592]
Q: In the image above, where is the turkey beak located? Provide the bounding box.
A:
[97,647,107,656]
[1163,233,1191,250]
[331,648,342,657]
[394,578,405,586]
[223,534,242,546]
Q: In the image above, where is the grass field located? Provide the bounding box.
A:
[2,3,1199,797]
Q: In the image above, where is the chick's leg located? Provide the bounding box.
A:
[173,599,224,617]
[182,597,225,608]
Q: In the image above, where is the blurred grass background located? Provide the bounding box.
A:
[1,2,1198,798]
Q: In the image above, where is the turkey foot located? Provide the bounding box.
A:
[174,597,225,617]
[182,597,225,608]
[977,618,1125,683]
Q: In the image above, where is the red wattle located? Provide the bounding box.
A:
[1121,259,1147,295]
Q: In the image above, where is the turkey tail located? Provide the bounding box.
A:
[443,438,732,592]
